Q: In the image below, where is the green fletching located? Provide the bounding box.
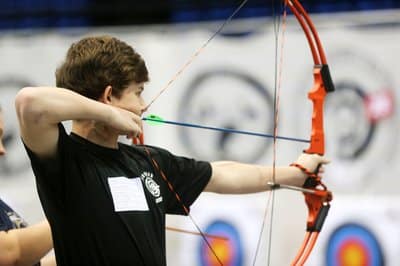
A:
[144,114,164,125]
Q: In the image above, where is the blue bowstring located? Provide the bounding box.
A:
[142,117,309,143]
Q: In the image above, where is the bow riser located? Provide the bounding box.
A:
[305,67,327,155]
[305,65,335,155]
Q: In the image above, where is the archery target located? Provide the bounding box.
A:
[305,196,400,266]
[0,77,33,176]
[170,194,263,266]
[324,49,398,192]
[326,223,384,266]
[177,69,274,163]
[325,82,376,160]
[293,47,398,193]
[198,220,244,266]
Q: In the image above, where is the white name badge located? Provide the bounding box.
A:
[108,177,149,212]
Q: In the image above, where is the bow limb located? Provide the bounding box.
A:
[284,0,335,265]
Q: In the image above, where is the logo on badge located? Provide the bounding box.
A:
[141,172,162,203]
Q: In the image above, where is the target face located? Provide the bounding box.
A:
[178,70,273,162]
[198,220,243,266]
[326,223,384,266]
[294,49,399,192]
[0,77,33,176]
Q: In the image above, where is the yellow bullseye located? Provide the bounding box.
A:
[207,238,232,266]
[339,240,369,266]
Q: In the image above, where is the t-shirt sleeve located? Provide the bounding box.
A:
[149,147,212,215]
[23,123,70,208]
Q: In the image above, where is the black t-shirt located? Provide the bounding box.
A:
[25,124,212,266]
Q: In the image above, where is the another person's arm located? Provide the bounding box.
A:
[0,220,53,266]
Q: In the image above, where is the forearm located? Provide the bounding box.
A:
[13,220,53,266]
[15,86,112,126]
[206,161,305,194]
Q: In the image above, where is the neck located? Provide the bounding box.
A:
[71,120,119,149]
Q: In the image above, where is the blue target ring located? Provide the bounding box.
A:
[326,223,384,266]
[198,220,243,266]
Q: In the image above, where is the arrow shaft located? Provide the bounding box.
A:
[143,117,309,144]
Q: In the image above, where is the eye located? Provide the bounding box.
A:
[136,87,144,96]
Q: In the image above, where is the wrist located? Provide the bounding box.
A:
[290,163,320,182]
[290,164,307,179]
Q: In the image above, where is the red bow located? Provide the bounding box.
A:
[285,1,334,264]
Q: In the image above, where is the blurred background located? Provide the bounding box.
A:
[0,0,399,265]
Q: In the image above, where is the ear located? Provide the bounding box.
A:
[100,85,113,104]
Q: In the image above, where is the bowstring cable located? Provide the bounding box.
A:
[146,0,249,111]
[144,147,224,265]
[252,1,288,265]
[141,1,250,265]
[267,1,288,265]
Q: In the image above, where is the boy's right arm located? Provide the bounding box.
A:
[15,87,142,159]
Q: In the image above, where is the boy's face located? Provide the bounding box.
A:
[0,111,5,156]
[113,82,147,116]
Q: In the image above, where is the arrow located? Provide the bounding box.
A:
[143,114,310,144]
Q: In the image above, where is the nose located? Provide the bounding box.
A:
[140,99,148,115]
[141,106,148,116]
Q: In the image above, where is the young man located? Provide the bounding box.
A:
[15,35,328,265]
[0,107,55,266]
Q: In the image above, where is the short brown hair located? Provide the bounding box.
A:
[56,35,149,100]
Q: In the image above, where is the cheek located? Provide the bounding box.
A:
[121,96,141,112]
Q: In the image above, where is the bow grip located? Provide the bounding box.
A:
[303,163,321,188]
